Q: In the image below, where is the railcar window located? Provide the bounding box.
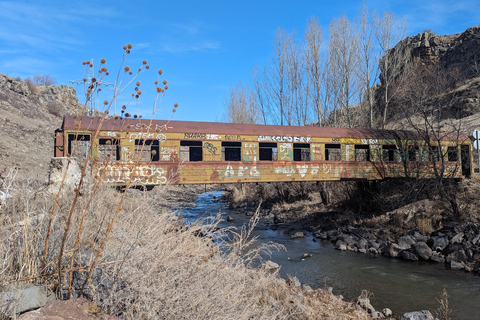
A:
[447,146,458,161]
[68,134,90,160]
[222,142,241,161]
[180,141,203,161]
[293,143,310,161]
[259,143,278,161]
[382,145,398,162]
[355,145,370,161]
[99,139,120,161]
[408,146,419,161]
[325,144,341,161]
[135,139,160,161]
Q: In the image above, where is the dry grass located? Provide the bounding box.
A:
[0,176,371,319]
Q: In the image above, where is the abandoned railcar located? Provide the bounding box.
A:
[54,116,473,186]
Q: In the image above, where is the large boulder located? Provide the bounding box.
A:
[428,235,449,251]
[384,243,404,258]
[0,284,54,317]
[413,242,433,260]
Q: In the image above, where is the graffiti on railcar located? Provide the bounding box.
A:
[243,143,258,162]
[129,132,167,143]
[95,163,168,185]
[258,136,312,143]
[279,143,293,160]
[204,142,218,155]
[223,164,260,178]
[160,147,177,161]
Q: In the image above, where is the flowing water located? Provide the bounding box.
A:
[176,190,480,319]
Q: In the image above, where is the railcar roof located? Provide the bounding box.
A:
[61,116,466,142]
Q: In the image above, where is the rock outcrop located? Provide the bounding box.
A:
[0,73,84,182]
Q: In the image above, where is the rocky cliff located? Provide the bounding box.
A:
[379,25,480,133]
[0,73,84,182]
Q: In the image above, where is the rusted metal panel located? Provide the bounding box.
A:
[54,130,64,157]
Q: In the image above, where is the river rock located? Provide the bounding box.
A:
[428,235,449,251]
[356,297,376,315]
[398,235,416,249]
[356,238,368,251]
[400,310,434,320]
[226,216,235,222]
[290,232,305,239]
[446,249,468,263]
[385,243,403,258]
[430,252,445,263]
[412,231,429,242]
[402,250,419,261]
[449,260,464,270]
[262,260,280,273]
[413,242,433,260]
[336,241,347,251]
[451,232,464,244]
[382,308,393,317]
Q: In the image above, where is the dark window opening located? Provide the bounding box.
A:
[383,145,398,162]
[294,143,310,161]
[355,145,370,161]
[325,144,341,161]
[408,146,419,161]
[99,139,120,161]
[68,134,90,157]
[180,141,203,161]
[135,139,160,161]
[447,146,458,162]
[222,142,241,161]
[259,142,277,161]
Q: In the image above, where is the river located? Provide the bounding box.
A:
[177,190,480,319]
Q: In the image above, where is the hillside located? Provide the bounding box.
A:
[0,73,84,182]
[378,25,480,137]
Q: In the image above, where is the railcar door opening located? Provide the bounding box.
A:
[461,145,471,177]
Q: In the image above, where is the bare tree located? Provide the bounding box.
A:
[399,61,465,219]
[356,4,380,128]
[328,15,360,128]
[223,82,259,124]
[374,11,407,128]
[304,16,325,126]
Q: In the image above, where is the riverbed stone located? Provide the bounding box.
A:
[385,243,403,258]
[430,252,445,263]
[336,241,347,251]
[356,238,368,251]
[400,310,434,320]
[446,249,468,263]
[402,250,419,261]
[290,232,304,239]
[428,235,449,251]
[451,232,465,244]
[450,260,464,270]
[356,297,376,315]
[226,216,235,222]
[412,231,429,242]
[382,308,393,317]
[398,235,416,249]
[262,260,280,273]
[413,242,433,260]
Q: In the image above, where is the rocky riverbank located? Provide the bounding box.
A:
[222,180,480,276]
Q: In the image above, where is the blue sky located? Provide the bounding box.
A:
[0,0,478,122]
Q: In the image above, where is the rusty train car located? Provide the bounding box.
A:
[54,116,473,186]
